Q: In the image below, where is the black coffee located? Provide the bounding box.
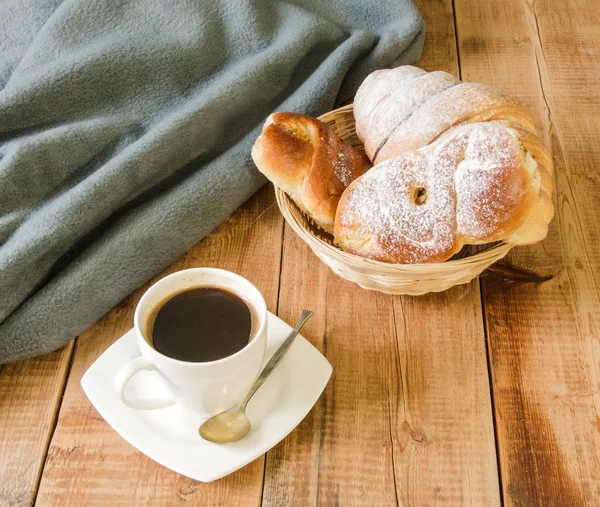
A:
[150,287,253,362]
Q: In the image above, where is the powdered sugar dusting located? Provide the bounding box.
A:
[370,73,459,160]
[336,123,533,263]
[334,149,353,187]
[455,123,529,239]
[373,81,530,163]
[337,147,459,263]
[354,66,425,140]
[354,68,460,159]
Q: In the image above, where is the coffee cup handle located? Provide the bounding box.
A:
[114,356,176,410]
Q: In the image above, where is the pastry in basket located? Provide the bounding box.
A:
[251,112,371,233]
[353,65,537,164]
[334,122,554,263]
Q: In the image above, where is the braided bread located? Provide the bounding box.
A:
[251,112,370,233]
[333,66,554,263]
[354,66,537,164]
[334,122,553,263]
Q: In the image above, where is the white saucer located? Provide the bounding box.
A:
[81,312,332,482]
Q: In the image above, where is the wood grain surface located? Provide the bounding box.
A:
[34,186,283,506]
[455,0,600,505]
[0,1,599,506]
[0,344,73,507]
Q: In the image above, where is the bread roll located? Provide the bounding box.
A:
[354,66,537,164]
[251,112,370,233]
[334,122,553,263]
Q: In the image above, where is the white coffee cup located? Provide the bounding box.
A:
[114,268,267,416]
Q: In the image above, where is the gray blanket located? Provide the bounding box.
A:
[0,0,424,363]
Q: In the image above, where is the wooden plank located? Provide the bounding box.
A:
[413,0,460,75]
[454,0,600,504]
[390,289,500,506]
[262,1,500,505]
[263,226,400,506]
[0,343,73,507]
[34,185,283,506]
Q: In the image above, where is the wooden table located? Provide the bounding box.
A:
[2,0,599,505]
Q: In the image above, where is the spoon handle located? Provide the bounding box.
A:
[239,309,313,410]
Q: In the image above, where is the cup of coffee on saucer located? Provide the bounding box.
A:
[84,267,330,479]
[114,268,267,416]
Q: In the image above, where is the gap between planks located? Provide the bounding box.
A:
[30,340,77,506]
[258,208,287,507]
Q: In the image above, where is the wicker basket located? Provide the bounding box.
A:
[275,104,513,295]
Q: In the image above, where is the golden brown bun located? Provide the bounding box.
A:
[334,122,553,263]
[251,112,371,232]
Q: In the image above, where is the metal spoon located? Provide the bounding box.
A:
[199,309,313,443]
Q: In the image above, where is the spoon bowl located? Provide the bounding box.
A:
[199,310,313,443]
[199,411,251,443]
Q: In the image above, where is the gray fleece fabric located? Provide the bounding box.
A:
[0,0,424,363]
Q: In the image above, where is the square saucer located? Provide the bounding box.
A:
[81,312,332,482]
